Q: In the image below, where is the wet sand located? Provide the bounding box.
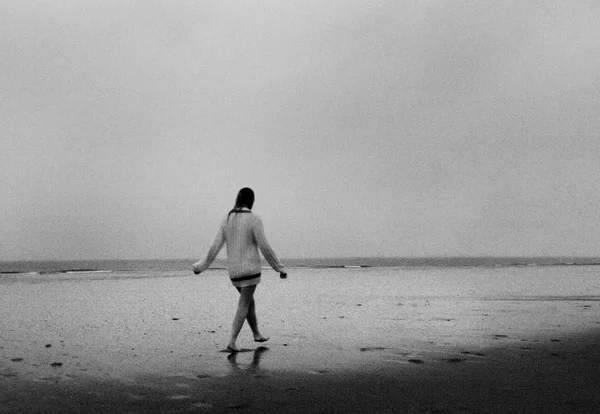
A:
[1,265,600,412]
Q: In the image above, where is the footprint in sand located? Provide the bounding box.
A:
[308,369,327,374]
[285,387,300,391]
[169,395,190,400]
[227,402,251,409]
[461,351,486,357]
[127,394,144,401]
[191,402,213,409]
[35,375,67,383]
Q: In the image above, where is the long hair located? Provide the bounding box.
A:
[228,187,254,218]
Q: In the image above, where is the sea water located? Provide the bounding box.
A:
[2,256,600,276]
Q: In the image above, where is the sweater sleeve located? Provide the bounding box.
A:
[193,221,225,273]
[253,216,285,273]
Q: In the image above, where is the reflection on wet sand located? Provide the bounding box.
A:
[226,346,269,376]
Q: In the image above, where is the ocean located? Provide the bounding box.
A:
[1,256,600,275]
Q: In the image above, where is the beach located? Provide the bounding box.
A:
[1,265,600,413]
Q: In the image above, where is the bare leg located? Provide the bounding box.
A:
[228,285,257,351]
[235,287,268,342]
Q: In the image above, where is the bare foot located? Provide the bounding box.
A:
[227,343,241,352]
[254,334,269,343]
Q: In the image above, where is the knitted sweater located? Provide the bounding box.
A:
[194,209,285,278]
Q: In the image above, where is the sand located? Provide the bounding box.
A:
[1,265,600,413]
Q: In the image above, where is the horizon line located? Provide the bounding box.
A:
[3,255,600,263]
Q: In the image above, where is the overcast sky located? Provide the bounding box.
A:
[2,0,599,261]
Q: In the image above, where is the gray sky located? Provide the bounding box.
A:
[2,0,600,261]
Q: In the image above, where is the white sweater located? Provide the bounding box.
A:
[194,209,285,278]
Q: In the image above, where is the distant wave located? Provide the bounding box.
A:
[2,257,600,274]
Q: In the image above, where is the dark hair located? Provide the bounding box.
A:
[228,187,254,217]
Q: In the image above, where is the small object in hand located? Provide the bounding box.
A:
[280,272,287,279]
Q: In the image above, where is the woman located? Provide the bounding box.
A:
[193,187,287,352]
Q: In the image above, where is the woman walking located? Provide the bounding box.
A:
[193,188,287,352]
